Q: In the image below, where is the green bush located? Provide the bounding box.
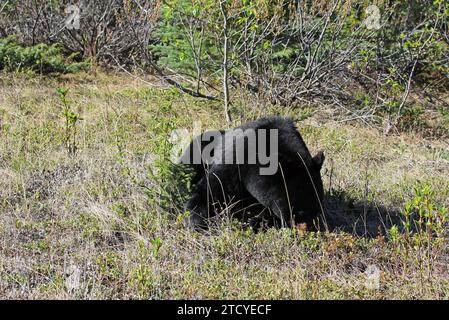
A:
[145,102,194,220]
[150,0,220,86]
[0,36,88,74]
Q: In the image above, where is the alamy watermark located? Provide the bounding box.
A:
[364,264,380,290]
[63,3,381,35]
[364,5,381,30]
[171,121,279,176]
[65,4,80,30]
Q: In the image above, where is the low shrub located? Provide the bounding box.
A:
[0,36,88,74]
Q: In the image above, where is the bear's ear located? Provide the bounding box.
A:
[312,151,325,170]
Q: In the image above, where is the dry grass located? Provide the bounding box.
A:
[0,71,448,299]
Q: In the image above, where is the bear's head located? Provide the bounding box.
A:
[288,150,325,229]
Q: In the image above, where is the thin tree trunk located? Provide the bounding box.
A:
[195,25,204,94]
[220,1,232,124]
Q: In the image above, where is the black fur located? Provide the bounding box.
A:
[179,117,325,231]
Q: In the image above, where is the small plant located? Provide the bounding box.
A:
[150,237,163,259]
[129,240,154,299]
[144,102,194,220]
[58,87,82,155]
[389,184,448,281]
[113,122,128,164]
[388,225,399,251]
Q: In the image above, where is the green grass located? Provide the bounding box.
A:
[0,72,448,299]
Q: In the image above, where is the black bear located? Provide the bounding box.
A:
[179,116,325,231]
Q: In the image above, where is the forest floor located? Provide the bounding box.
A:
[0,72,448,299]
